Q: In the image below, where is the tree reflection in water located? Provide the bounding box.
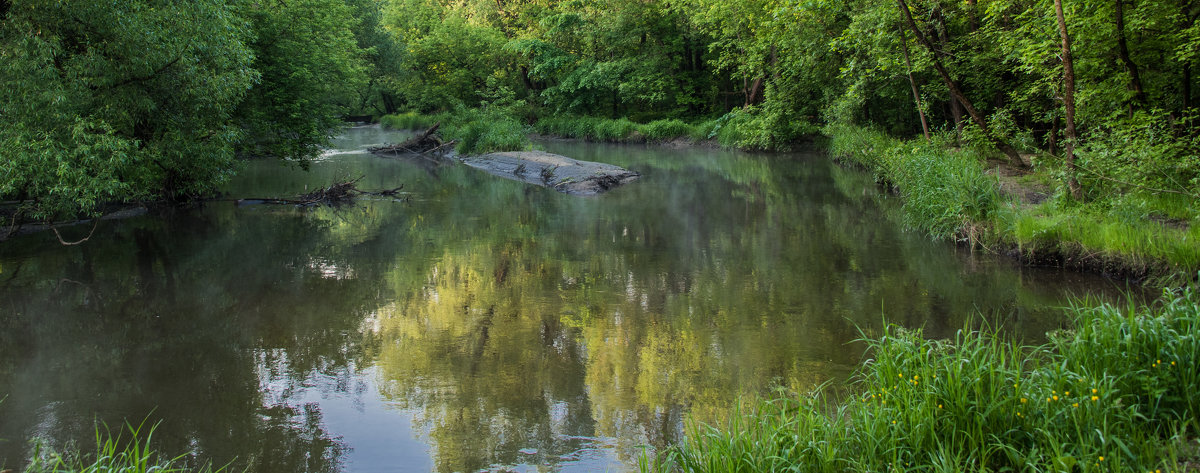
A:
[0,130,1131,472]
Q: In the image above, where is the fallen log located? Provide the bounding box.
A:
[235,177,406,207]
[368,123,453,156]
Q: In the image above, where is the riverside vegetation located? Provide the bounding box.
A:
[5,0,1200,471]
[643,288,1200,472]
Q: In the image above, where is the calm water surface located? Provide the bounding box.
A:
[0,126,1132,472]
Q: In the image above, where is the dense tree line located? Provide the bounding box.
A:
[3,0,1198,223]
[377,0,1200,197]
[0,0,377,222]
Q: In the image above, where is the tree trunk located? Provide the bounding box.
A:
[1185,63,1193,111]
[381,92,398,115]
[950,96,965,141]
[1114,0,1147,107]
[770,44,780,82]
[899,27,931,141]
[520,66,536,93]
[966,0,979,31]
[935,8,965,142]
[1049,116,1060,156]
[746,76,764,107]
[1055,0,1083,199]
[896,0,1026,166]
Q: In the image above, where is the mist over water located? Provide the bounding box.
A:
[0,126,1131,472]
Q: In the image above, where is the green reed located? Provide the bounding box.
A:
[646,288,1200,472]
[25,418,227,473]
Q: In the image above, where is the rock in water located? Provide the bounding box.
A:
[460,151,639,196]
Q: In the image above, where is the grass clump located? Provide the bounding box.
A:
[826,123,1002,240]
[639,119,695,141]
[379,111,439,130]
[25,419,225,473]
[533,116,639,142]
[440,105,529,155]
[646,288,1200,472]
[592,117,638,141]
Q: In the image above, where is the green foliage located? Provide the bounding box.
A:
[647,289,1200,472]
[344,0,408,116]
[640,119,696,141]
[887,145,1001,240]
[380,112,439,131]
[592,118,638,142]
[1059,291,1200,432]
[829,122,1199,278]
[532,116,637,142]
[0,0,256,220]
[26,419,224,473]
[389,10,513,112]
[827,124,1001,239]
[235,0,368,165]
[1078,111,1200,201]
[0,0,371,221]
[999,204,1200,280]
[440,106,530,155]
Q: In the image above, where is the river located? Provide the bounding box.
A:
[0,125,1132,472]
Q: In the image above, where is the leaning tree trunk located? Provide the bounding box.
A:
[899,26,931,141]
[896,0,1026,167]
[1056,0,1083,199]
[1114,0,1147,109]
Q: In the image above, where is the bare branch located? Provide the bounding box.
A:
[50,219,100,246]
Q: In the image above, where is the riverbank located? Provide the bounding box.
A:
[380,110,1198,287]
[642,288,1200,472]
[825,124,1199,287]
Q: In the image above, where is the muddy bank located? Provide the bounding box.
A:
[459,151,640,196]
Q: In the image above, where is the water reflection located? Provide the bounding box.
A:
[0,127,1131,472]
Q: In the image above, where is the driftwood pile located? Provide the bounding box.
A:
[368,123,456,156]
[236,176,404,207]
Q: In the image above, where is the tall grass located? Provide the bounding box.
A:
[647,288,1200,472]
[999,207,1200,278]
[534,116,713,143]
[826,123,1002,240]
[440,106,529,155]
[641,119,695,141]
[379,111,439,131]
[25,419,225,473]
[533,116,639,141]
[826,122,1200,280]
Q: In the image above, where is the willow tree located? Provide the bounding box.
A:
[0,0,257,222]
